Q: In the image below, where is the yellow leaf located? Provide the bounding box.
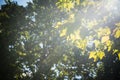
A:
[101,36,109,43]
[97,27,111,38]
[68,13,75,22]
[63,3,67,8]
[118,52,120,60]
[113,49,119,54]
[97,51,105,60]
[59,0,62,2]
[89,51,96,58]
[94,40,100,48]
[75,0,80,5]
[105,27,111,35]
[89,1,95,5]
[60,28,67,37]
[74,30,80,40]
[89,51,105,61]
[69,14,74,19]
[114,29,120,38]
[67,2,74,9]
[93,56,97,62]
[75,39,87,50]
[70,34,75,41]
[89,51,97,62]
[115,22,120,27]
[81,1,87,7]
[55,22,62,28]
[107,46,111,52]
[106,40,112,46]
[105,40,113,51]
[18,51,26,56]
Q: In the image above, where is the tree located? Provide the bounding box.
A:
[54,0,120,80]
[1,0,120,80]
[0,1,29,80]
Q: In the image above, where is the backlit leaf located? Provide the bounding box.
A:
[114,29,120,38]
[113,49,119,54]
[89,51,97,62]
[75,39,87,51]
[118,52,120,60]
[97,27,111,38]
[75,0,80,5]
[18,51,26,56]
[60,28,67,37]
[87,19,98,29]
[115,22,120,27]
[94,40,100,48]
[55,22,62,28]
[101,36,109,43]
[97,51,105,60]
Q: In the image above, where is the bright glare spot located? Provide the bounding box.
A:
[22,73,26,77]
[39,43,43,48]
[75,75,82,80]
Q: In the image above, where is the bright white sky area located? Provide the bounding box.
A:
[0,0,32,6]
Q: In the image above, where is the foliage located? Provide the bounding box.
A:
[0,0,120,80]
[0,1,29,80]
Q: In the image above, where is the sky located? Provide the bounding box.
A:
[0,0,32,6]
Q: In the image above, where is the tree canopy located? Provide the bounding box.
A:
[0,0,120,80]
